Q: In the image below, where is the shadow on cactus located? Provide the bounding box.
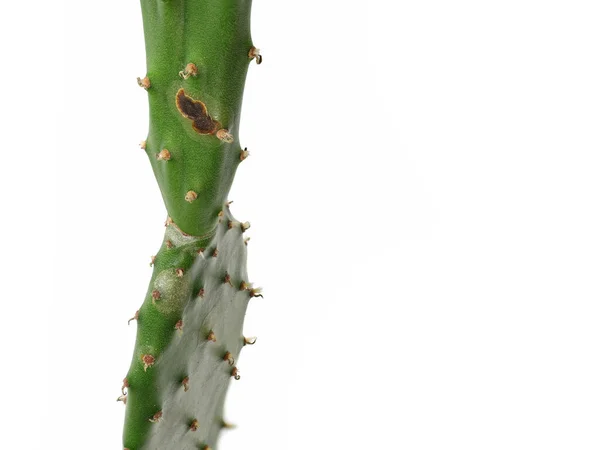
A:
[120,1,263,448]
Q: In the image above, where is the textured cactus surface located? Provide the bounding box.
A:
[121,1,260,448]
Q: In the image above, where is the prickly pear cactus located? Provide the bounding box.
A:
[120,1,261,449]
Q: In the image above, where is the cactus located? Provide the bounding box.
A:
[121,1,261,448]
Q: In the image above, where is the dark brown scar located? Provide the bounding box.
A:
[175,88,220,135]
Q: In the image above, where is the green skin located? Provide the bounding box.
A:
[122,1,259,448]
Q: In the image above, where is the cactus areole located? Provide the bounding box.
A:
[122,1,261,448]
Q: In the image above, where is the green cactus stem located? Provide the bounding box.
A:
[121,1,261,448]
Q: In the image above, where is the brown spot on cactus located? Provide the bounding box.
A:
[231,367,240,380]
[139,140,147,150]
[189,419,200,431]
[248,46,262,64]
[164,216,173,227]
[197,288,205,298]
[202,446,212,450]
[224,272,232,286]
[185,191,198,203]
[149,255,156,266]
[244,237,251,245]
[179,63,198,79]
[149,410,162,423]
[151,290,161,302]
[175,89,220,135]
[176,268,184,278]
[156,149,171,161]
[122,378,129,395]
[142,354,155,371]
[239,281,248,291]
[182,376,189,392]
[137,76,151,90]
[244,336,257,346]
[221,420,236,429]
[240,148,250,161]
[212,248,219,258]
[165,240,174,249]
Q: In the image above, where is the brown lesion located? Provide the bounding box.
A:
[175,89,220,135]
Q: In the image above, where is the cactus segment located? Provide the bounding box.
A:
[122,0,260,448]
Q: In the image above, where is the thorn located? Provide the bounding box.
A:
[140,140,147,150]
[175,319,184,332]
[244,237,250,245]
[179,63,198,79]
[218,210,224,222]
[149,410,163,423]
[224,272,233,286]
[224,352,235,366]
[241,221,251,232]
[176,268,185,278]
[226,200,234,206]
[202,446,212,450]
[142,354,155,371]
[151,290,161,303]
[182,376,190,392]
[231,367,241,380]
[197,248,205,259]
[197,288,205,298]
[221,420,236,429]
[137,76,151,90]
[240,148,250,161]
[185,191,198,203]
[244,336,257,346]
[149,255,156,266]
[189,419,200,431]
[227,220,237,229]
[117,394,127,405]
[122,378,129,395]
[207,330,216,342]
[212,248,219,258]
[128,310,139,325]
[165,240,174,249]
[216,129,234,143]
[239,281,248,291]
[156,149,171,161]
[165,216,174,227]
[248,47,262,64]
[250,286,263,298]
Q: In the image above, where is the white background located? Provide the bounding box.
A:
[1,0,599,449]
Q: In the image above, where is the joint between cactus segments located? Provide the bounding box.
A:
[137,76,151,90]
[179,63,198,80]
[248,47,262,64]
[216,129,234,143]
